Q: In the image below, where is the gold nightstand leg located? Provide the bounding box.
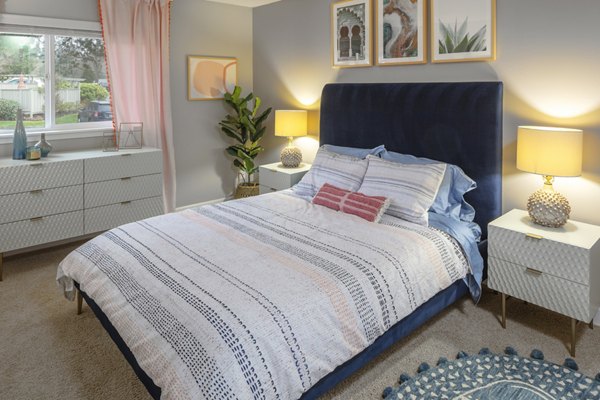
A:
[501,292,506,329]
[570,318,577,357]
[77,289,83,315]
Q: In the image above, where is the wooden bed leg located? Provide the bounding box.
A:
[570,318,577,357]
[590,320,594,330]
[501,292,506,329]
[77,289,83,315]
[0,252,3,282]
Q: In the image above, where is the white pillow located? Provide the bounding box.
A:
[358,155,446,225]
[292,148,368,198]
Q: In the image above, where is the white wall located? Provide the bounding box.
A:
[253,0,600,225]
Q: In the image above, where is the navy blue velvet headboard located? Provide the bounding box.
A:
[319,82,503,239]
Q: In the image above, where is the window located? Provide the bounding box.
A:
[0,20,111,136]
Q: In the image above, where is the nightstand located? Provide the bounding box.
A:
[258,162,311,194]
[488,209,600,356]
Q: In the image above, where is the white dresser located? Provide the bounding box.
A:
[0,148,164,280]
[258,162,311,195]
[488,209,600,356]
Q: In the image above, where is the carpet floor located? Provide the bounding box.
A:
[1,242,599,400]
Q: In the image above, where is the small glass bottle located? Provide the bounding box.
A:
[35,133,53,157]
[12,108,27,160]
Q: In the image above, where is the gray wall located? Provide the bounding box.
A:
[0,0,98,21]
[170,0,253,207]
[254,0,600,225]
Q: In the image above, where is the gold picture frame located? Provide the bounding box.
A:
[331,0,373,68]
[187,55,237,101]
[376,0,427,66]
[431,0,496,63]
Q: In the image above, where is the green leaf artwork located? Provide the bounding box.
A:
[438,18,487,54]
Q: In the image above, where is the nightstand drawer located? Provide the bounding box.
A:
[259,185,278,195]
[488,225,589,285]
[0,185,83,224]
[85,174,163,208]
[259,167,294,190]
[488,257,590,321]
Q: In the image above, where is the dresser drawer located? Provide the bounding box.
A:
[84,150,162,183]
[488,225,589,285]
[85,174,163,208]
[0,211,83,253]
[0,185,83,224]
[488,257,591,321]
[84,196,163,234]
[0,160,83,195]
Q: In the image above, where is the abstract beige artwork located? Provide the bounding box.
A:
[187,56,237,101]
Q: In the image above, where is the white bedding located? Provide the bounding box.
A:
[57,191,469,399]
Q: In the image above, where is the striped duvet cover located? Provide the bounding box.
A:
[57,191,470,400]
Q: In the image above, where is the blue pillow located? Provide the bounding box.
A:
[380,150,476,222]
[321,144,385,159]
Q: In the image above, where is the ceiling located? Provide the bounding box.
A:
[205,0,282,7]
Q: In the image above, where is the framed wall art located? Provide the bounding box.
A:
[376,0,426,66]
[331,0,372,68]
[187,56,237,100]
[431,0,496,63]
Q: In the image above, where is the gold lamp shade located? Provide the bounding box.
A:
[274,110,307,168]
[516,126,583,228]
[517,126,582,177]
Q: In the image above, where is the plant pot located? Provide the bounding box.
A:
[234,182,259,199]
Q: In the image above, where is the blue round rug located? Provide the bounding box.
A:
[383,348,600,399]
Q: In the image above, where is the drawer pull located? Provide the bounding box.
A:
[121,201,131,205]
[30,216,44,222]
[525,233,543,240]
[121,153,132,157]
[29,163,43,167]
[121,177,132,181]
[30,189,43,194]
[525,267,543,276]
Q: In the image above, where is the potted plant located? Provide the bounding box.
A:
[219,86,272,199]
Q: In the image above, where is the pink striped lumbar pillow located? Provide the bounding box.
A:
[312,183,390,222]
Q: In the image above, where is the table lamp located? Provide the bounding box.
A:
[275,110,307,168]
[516,126,583,227]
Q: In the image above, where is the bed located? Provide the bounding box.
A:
[58,81,503,399]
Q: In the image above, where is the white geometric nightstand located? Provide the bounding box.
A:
[258,162,311,195]
[487,209,600,356]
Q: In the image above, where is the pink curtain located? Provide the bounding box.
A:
[98,0,176,212]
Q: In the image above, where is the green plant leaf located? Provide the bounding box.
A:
[233,159,243,169]
[439,40,447,54]
[454,34,470,53]
[457,18,468,44]
[445,35,454,53]
[252,97,262,117]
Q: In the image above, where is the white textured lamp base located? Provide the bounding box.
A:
[527,187,571,228]
[280,146,302,168]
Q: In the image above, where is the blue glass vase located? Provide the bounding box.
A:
[12,108,27,160]
[35,133,53,157]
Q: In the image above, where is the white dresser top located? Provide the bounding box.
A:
[490,209,600,249]
[0,147,160,168]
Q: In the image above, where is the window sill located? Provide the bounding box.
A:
[0,126,109,145]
